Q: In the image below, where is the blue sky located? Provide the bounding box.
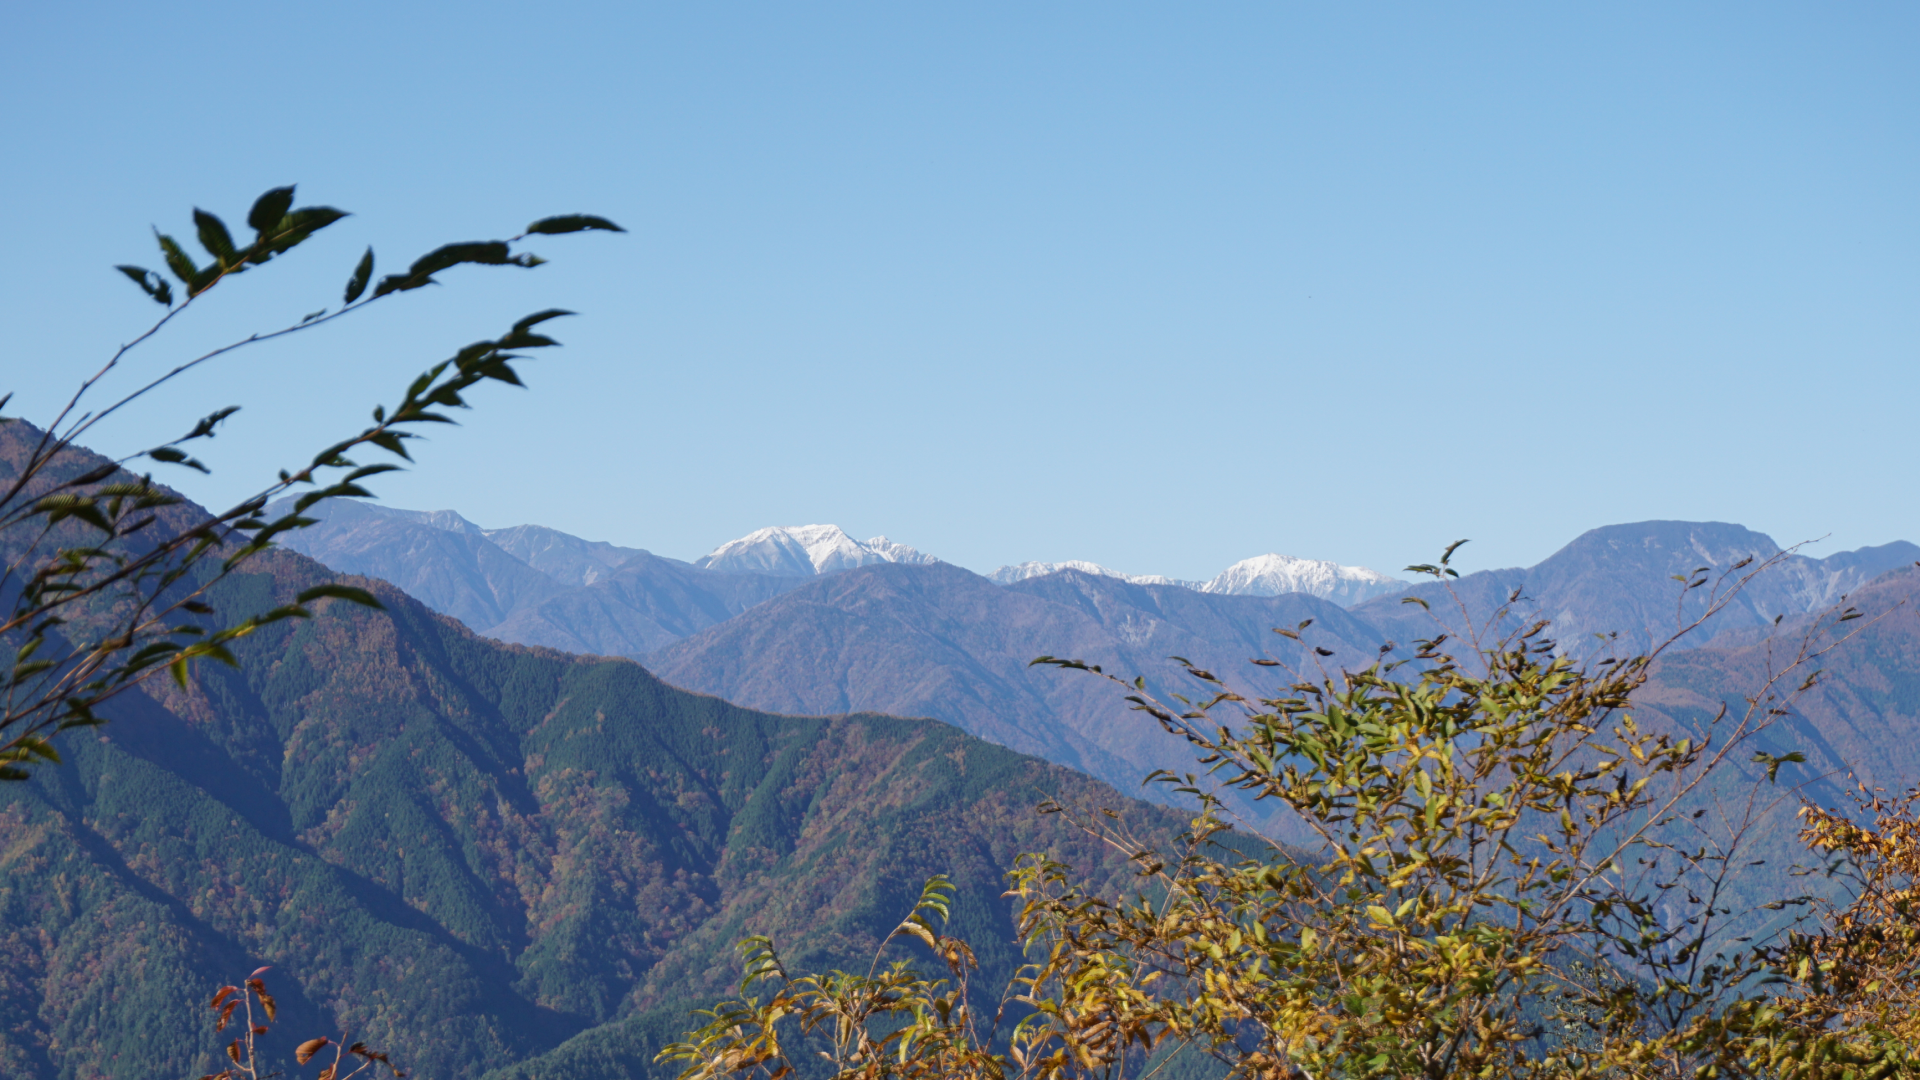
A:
[4,3,1915,580]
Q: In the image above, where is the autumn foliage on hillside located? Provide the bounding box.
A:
[666,551,1920,1080]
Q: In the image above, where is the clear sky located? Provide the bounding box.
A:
[4,3,1915,580]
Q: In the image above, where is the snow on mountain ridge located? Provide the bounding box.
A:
[299,503,1398,604]
[1201,553,1408,605]
[696,525,938,578]
[865,535,937,567]
[987,561,1203,589]
[988,552,1406,605]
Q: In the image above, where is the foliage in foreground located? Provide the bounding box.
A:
[664,549,1920,1079]
[195,969,402,1080]
[1,186,620,780]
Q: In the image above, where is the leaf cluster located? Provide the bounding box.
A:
[1,186,620,779]
[196,969,403,1080]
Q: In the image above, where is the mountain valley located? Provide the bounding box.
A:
[0,433,1194,1080]
[276,507,1920,831]
[7,427,1920,1080]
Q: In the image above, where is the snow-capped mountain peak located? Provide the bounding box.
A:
[987,551,1406,605]
[987,561,1202,589]
[696,525,937,578]
[864,535,937,567]
[1201,553,1406,604]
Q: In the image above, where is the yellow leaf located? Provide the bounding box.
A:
[894,922,939,950]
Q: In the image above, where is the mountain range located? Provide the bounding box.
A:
[272,502,1410,664]
[649,563,1383,834]
[11,416,1920,1080]
[275,507,1920,823]
[0,426,1194,1080]
[1350,522,1920,659]
[985,552,1406,605]
[694,524,937,577]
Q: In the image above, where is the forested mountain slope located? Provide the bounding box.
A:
[647,563,1385,830]
[1623,566,1920,913]
[277,503,1920,849]
[0,443,1187,1080]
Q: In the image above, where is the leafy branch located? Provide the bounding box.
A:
[0,186,621,778]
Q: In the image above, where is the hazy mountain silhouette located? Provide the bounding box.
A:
[272,499,808,655]
[1352,521,1920,659]
[275,505,1920,835]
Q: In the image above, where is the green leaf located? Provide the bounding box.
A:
[372,240,516,295]
[1752,750,1807,783]
[408,241,512,278]
[253,604,315,626]
[183,406,240,440]
[371,273,417,297]
[368,431,413,460]
[474,362,524,387]
[293,482,372,514]
[155,231,200,285]
[288,206,349,232]
[0,736,62,766]
[248,186,296,234]
[56,464,117,491]
[193,208,237,264]
[344,247,374,304]
[261,206,349,255]
[512,309,574,335]
[115,265,173,306]
[524,214,625,235]
[147,446,209,473]
[295,584,385,610]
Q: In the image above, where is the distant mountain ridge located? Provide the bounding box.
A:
[1352,521,1920,659]
[986,560,1204,589]
[272,505,1410,659]
[693,524,937,577]
[987,552,1406,605]
[11,434,1920,1080]
[268,499,811,654]
[648,563,1386,834]
[1200,552,1406,604]
[273,507,1920,830]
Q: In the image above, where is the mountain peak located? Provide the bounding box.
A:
[986,561,1201,588]
[696,525,938,577]
[1201,553,1407,604]
[989,552,1404,604]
